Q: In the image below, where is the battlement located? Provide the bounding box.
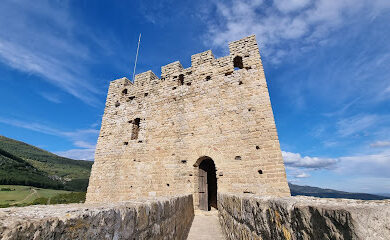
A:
[114,35,261,90]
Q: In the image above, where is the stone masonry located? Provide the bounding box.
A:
[0,195,194,240]
[218,193,390,240]
[86,35,291,208]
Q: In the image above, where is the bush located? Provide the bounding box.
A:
[31,197,49,205]
[0,203,10,208]
[50,192,86,204]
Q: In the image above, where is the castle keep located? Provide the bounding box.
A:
[86,35,290,209]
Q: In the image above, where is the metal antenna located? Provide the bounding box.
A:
[132,33,141,82]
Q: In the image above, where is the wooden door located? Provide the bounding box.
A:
[199,168,208,210]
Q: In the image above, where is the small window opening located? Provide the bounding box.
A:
[225,71,233,76]
[256,146,260,150]
[239,81,243,85]
[186,82,191,86]
[205,76,211,81]
[235,156,242,160]
[233,56,244,70]
[172,87,177,90]
[129,96,135,101]
[245,66,252,70]
[131,118,140,140]
[115,101,120,107]
[187,71,192,75]
[258,169,263,174]
[167,184,170,187]
[248,108,253,112]
[138,140,143,143]
[178,74,184,85]
[123,142,128,145]
[144,93,148,97]
[122,89,128,94]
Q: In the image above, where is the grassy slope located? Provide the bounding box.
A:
[0,185,70,205]
[0,135,93,191]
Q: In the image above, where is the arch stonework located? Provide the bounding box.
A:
[86,35,291,205]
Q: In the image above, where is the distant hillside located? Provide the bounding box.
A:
[289,183,389,200]
[0,135,93,191]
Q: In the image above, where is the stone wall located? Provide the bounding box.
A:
[0,194,194,240]
[218,193,390,240]
[87,35,290,206]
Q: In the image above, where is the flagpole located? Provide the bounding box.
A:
[132,33,141,82]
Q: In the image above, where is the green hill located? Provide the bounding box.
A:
[289,183,389,200]
[0,135,93,191]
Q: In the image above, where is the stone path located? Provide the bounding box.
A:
[187,209,225,240]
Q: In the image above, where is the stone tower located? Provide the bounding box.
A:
[86,35,290,209]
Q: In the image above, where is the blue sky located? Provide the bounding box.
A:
[0,0,389,194]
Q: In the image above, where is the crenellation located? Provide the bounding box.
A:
[161,61,184,78]
[191,50,215,68]
[87,35,290,207]
[134,70,160,86]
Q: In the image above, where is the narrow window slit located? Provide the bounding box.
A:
[178,74,184,85]
[131,118,140,140]
[233,56,244,70]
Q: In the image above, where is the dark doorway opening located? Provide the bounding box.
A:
[198,157,217,211]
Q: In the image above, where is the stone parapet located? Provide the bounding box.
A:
[0,194,194,240]
[218,193,390,240]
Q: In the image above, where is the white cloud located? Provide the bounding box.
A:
[39,92,62,104]
[295,172,310,178]
[370,141,390,148]
[336,114,380,137]
[336,151,390,178]
[282,151,339,169]
[284,149,390,180]
[56,148,95,161]
[0,0,105,106]
[204,0,390,63]
[274,0,311,13]
[0,117,98,157]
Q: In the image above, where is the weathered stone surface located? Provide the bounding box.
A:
[218,193,390,240]
[87,35,290,208]
[0,194,194,240]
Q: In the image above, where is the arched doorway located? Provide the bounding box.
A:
[198,157,217,211]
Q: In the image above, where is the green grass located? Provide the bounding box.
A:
[0,185,73,207]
